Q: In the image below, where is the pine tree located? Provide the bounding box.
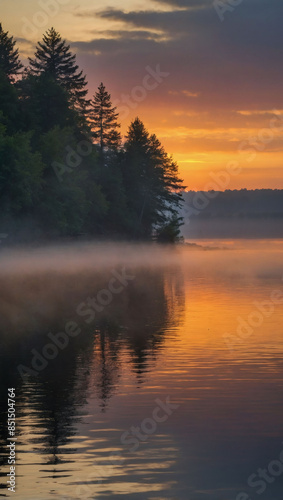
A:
[122,118,185,240]
[19,72,78,134]
[0,23,22,82]
[90,83,121,154]
[149,133,184,217]
[29,27,88,111]
[0,70,20,134]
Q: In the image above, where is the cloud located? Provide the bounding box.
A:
[16,36,36,60]
[98,29,165,40]
[152,0,212,7]
[15,37,34,45]
[71,0,283,171]
[237,110,283,117]
[73,35,165,56]
[95,7,208,35]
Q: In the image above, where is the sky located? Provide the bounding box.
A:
[1,0,283,190]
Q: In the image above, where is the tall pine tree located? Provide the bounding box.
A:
[122,118,185,240]
[29,28,88,111]
[0,23,22,82]
[90,83,121,155]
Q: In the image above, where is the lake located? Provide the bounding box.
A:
[1,240,283,499]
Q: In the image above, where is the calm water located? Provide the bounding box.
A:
[1,241,283,499]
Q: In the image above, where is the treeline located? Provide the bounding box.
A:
[0,25,184,243]
[182,189,283,219]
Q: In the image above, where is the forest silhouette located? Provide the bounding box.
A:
[0,25,185,244]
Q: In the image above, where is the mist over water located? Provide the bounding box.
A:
[1,240,283,499]
[0,240,282,336]
[0,240,282,346]
[1,239,283,275]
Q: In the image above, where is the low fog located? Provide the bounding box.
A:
[0,241,282,340]
[0,240,282,277]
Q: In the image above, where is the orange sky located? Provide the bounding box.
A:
[2,0,283,190]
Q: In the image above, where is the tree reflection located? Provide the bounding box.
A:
[0,264,185,470]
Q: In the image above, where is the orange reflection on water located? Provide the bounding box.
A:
[2,241,283,499]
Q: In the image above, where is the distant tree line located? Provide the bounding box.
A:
[183,189,283,219]
[0,25,184,243]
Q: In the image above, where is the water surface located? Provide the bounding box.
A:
[1,241,283,499]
